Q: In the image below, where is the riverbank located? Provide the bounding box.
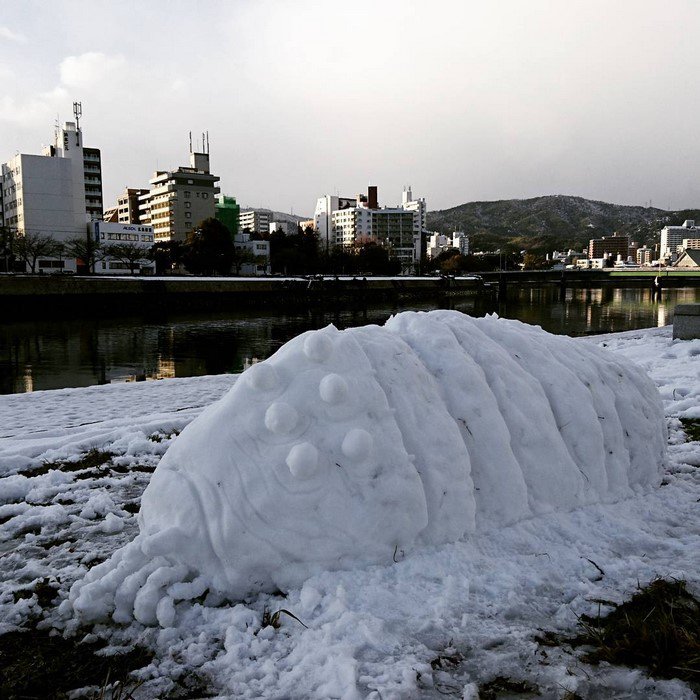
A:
[0,274,487,316]
[0,325,698,698]
[2,270,699,317]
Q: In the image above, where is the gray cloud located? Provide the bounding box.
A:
[1,0,699,215]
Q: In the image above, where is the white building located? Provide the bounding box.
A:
[234,232,270,275]
[89,221,155,275]
[400,186,427,261]
[269,220,297,236]
[116,188,149,224]
[239,209,272,236]
[426,231,469,259]
[453,231,469,255]
[1,110,102,243]
[313,186,426,270]
[139,147,220,244]
[314,195,357,251]
[681,237,700,251]
[636,246,653,266]
[660,220,699,260]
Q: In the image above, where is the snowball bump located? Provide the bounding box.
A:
[265,402,299,435]
[319,373,349,404]
[286,442,320,479]
[303,333,333,362]
[341,428,374,461]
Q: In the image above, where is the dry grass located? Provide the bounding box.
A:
[574,578,700,685]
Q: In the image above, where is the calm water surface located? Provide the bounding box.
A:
[2,286,698,394]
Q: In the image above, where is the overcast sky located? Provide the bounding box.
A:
[1,0,700,216]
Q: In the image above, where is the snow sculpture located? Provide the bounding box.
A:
[63,311,667,626]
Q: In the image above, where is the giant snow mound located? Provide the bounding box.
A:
[63,311,667,626]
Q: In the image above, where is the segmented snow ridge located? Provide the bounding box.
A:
[63,311,667,625]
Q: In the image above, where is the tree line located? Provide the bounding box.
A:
[0,219,546,277]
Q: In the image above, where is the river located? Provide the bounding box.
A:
[1,286,698,394]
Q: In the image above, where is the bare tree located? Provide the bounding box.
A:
[232,245,258,275]
[103,242,151,275]
[63,235,105,274]
[12,232,64,273]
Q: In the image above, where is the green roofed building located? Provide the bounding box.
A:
[216,195,240,240]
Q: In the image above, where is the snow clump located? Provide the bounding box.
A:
[62,310,667,626]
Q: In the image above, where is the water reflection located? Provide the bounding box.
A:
[1,286,698,394]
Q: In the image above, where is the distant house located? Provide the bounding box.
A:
[674,249,700,268]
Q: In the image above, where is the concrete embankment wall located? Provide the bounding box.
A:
[0,275,485,316]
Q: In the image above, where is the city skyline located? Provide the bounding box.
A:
[2,0,700,216]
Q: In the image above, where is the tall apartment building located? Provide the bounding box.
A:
[660,220,699,259]
[239,209,272,236]
[314,186,425,267]
[1,106,103,241]
[115,188,149,224]
[314,195,358,251]
[83,146,103,220]
[327,187,422,270]
[140,148,220,243]
[588,233,630,260]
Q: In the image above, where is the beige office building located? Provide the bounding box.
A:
[140,150,220,243]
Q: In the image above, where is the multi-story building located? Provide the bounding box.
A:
[314,195,358,251]
[83,146,103,220]
[660,220,699,259]
[330,188,419,271]
[636,246,653,266]
[312,186,426,269]
[239,209,272,236]
[588,233,630,260]
[427,231,469,259]
[103,206,119,222]
[88,221,155,275]
[139,149,220,243]
[215,195,240,239]
[401,186,427,260]
[234,232,270,275]
[1,108,103,242]
[681,237,700,251]
[269,220,297,236]
[115,188,149,224]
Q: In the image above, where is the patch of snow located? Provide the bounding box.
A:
[0,318,698,699]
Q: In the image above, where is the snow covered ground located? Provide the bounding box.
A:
[1,324,699,698]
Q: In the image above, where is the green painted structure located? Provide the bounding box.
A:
[215,195,240,240]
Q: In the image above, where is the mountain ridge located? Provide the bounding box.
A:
[427,194,700,252]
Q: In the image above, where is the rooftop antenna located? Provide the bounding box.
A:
[206,130,210,154]
[189,131,192,153]
[202,132,205,153]
[73,101,82,131]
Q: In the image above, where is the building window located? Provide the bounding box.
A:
[185,212,191,219]
[184,191,191,198]
[185,202,191,208]
[202,192,208,199]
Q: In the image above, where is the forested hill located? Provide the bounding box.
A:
[427,195,700,253]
